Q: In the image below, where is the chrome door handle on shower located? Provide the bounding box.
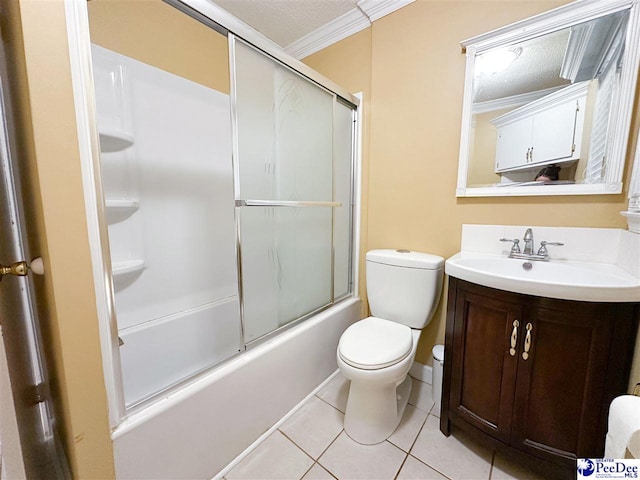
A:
[509,319,519,356]
[236,200,342,207]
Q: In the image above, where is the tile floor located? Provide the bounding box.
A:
[224,374,546,480]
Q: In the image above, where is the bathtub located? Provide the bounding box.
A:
[111,297,360,479]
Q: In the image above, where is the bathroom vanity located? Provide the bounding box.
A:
[440,277,639,478]
[439,222,640,478]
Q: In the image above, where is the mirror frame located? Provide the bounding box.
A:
[456,0,640,197]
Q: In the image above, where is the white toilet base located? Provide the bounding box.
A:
[343,374,412,445]
[338,327,420,445]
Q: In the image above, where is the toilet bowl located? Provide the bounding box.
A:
[338,318,420,444]
[337,250,444,445]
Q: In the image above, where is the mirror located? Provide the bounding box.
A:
[456,0,640,197]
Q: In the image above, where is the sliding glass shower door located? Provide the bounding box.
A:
[233,38,354,343]
[85,1,357,412]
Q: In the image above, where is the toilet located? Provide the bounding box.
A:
[337,249,444,445]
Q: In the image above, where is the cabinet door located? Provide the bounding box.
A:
[529,101,578,165]
[511,304,614,462]
[449,287,521,443]
[495,117,532,172]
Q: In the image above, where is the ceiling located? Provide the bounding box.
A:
[474,29,571,104]
[210,0,413,58]
[212,0,358,47]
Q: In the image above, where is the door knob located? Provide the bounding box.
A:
[0,257,44,281]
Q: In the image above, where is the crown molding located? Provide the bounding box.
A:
[285,0,415,59]
[358,0,415,22]
[461,0,634,54]
[490,81,589,127]
[471,85,564,114]
[285,8,369,59]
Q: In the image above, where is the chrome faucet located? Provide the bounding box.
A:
[523,228,534,255]
[500,228,564,261]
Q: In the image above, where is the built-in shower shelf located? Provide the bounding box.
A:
[105,198,139,223]
[112,259,145,278]
[99,129,134,152]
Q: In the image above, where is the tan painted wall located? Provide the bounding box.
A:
[305,0,640,385]
[88,0,229,94]
[7,0,640,475]
[3,0,115,477]
[468,108,510,186]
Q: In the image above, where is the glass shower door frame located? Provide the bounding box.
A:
[229,34,357,346]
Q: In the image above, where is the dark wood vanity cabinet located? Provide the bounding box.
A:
[441,278,639,477]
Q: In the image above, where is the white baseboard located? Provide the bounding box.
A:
[409,361,432,385]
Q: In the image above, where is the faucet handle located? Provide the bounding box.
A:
[537,241,564,256]
[500,238,521,254]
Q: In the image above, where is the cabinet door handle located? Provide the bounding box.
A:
[522,323,533,360]
[509,319,520,356]
[526,148,530,162]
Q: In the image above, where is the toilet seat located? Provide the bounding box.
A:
[339,317,413,370]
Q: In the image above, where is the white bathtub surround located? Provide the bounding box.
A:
[460,224,640,279]
[112,299,359,479]
[92,44,241,407]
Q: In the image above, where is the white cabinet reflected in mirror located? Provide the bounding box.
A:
[456,0,640,197]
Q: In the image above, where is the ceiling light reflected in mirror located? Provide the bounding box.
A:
[475,47,522,76]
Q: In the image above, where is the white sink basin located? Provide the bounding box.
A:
[446,252,640,302]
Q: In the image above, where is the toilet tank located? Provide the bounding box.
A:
[366,249,444,329]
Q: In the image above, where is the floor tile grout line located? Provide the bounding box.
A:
[406,452,454,480]
[278,429,344,480]
[312,428,345,479]
[298,461,316,480]
[405,408,430,454]
[314,393,346,415]
[387,407,429,454]
[297,460,338,480]
[488,449,497,480]
[392,451,410,480]
[278,428,319,464]
[318,462,339,480]
[407,398,435,415]
[406,414,454,480]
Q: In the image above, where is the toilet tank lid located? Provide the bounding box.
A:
[366,249,444,270]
